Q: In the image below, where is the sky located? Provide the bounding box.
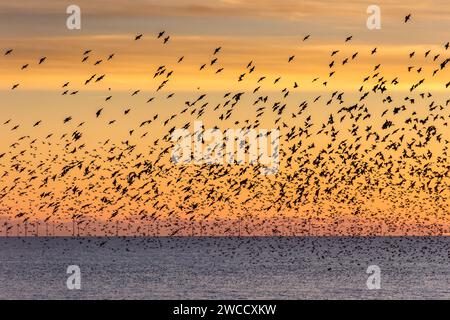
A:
[0,0,449,236]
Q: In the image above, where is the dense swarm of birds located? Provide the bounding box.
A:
[0,15,449,239]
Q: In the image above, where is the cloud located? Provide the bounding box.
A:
[1,0,448,20]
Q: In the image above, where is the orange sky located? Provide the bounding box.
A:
[0,0,449,236]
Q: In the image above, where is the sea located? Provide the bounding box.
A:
[0,237,449,299]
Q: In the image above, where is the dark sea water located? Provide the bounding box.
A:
[0,237,449,299]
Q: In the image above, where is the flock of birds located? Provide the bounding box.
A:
[0,14,449,240]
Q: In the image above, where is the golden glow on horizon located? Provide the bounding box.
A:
[0,0,448,236]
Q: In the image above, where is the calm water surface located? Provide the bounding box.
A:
[0,237,449,299]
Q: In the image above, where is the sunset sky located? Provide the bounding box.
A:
[0,0,448,236]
